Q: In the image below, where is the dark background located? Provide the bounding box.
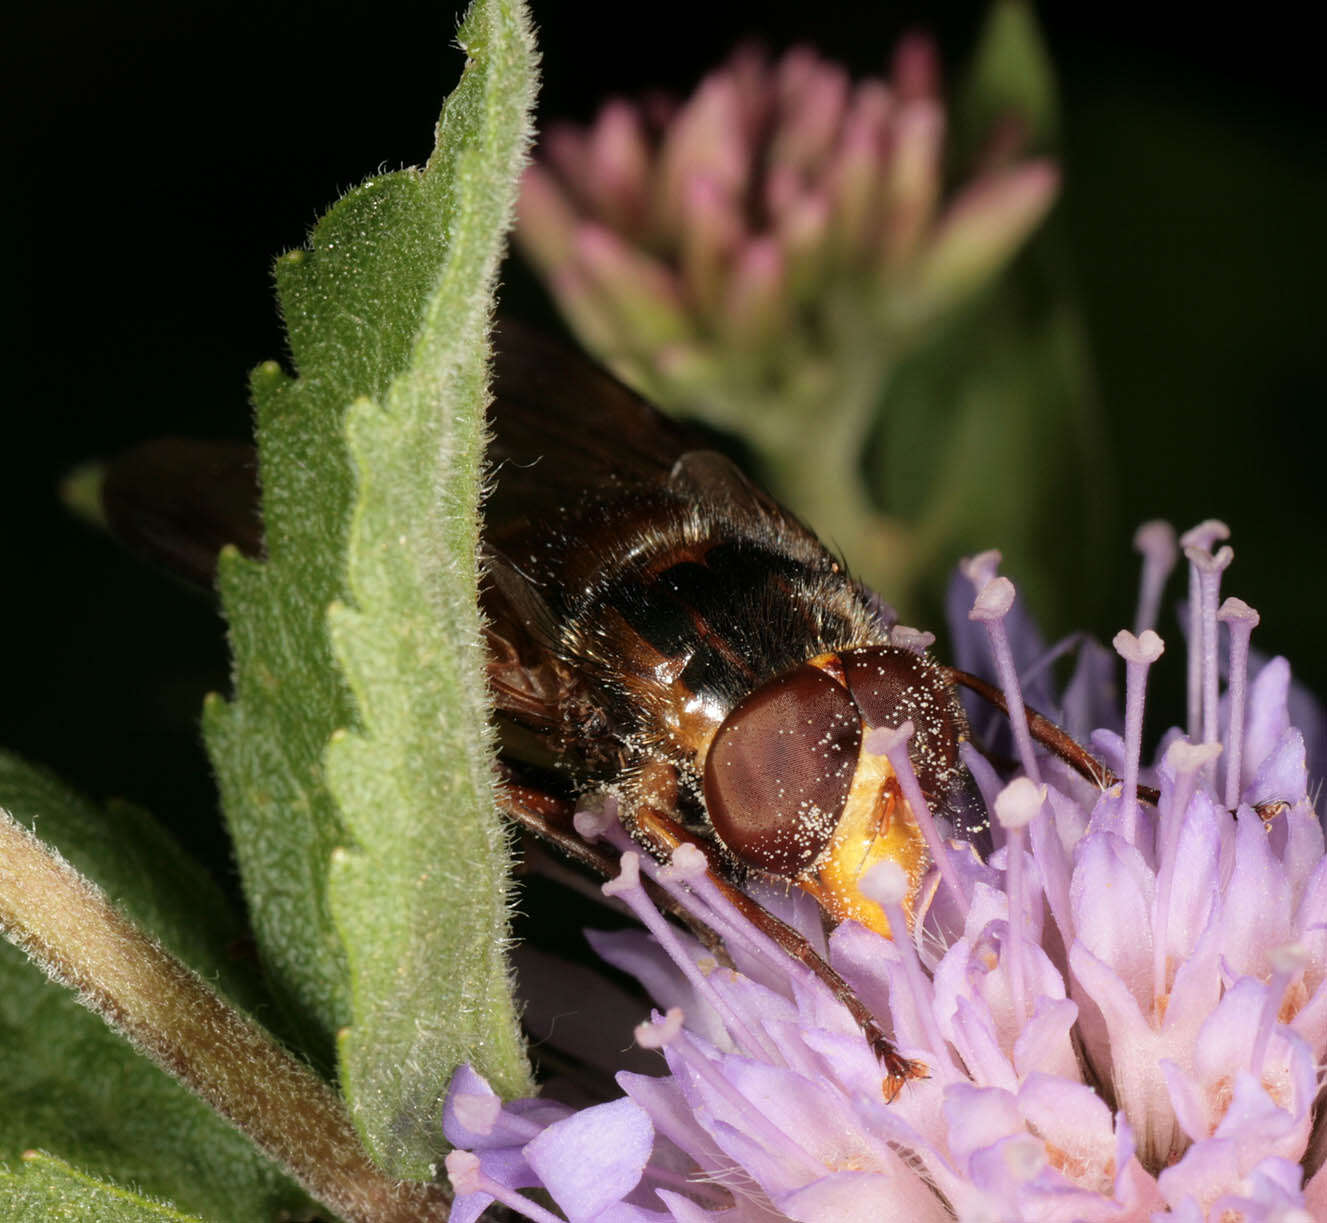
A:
[3,1,1324,876]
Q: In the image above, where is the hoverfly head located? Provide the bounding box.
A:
[702,645,980,936]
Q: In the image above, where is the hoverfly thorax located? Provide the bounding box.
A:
[702,644,977,936]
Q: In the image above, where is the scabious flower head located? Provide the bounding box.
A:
[445,521,1327,1221]
[516,37,1058,449]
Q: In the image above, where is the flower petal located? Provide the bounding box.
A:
[524,1096,654,1220]
[1220,813,1293,978]
[1242,658,1292,790]
[587,927,730,1050]
[776,1169,951,1223]
[1071,832,1155,1001]
[1246,728,1308,808]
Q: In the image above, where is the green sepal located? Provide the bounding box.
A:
[954,0,1060,164]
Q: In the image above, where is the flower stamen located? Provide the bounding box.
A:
[1178,519,1230,739]
[604,852,782,1065]
[635,1006,686,1050]
[1186,542,1235,751]
[1113,627,1165,841]
[994,777,1045,1029]
[860,859,950,1065]
[1218,596,1261,810]
[674,1026,827,1182]
[867,720,968,915]
[658,845,823,998]
[444,1151,567,1223]
[969,575,1041,783]
[1133,520,1179,637]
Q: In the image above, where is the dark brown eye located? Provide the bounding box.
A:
[839,647,933,725]
[840,645,978,830]
[703,664,861,876]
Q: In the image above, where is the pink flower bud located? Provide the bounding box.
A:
[913,160,1059,316]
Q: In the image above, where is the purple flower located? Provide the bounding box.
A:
[445,521,1327,1220]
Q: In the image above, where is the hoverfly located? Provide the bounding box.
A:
[97,321,1103,1088]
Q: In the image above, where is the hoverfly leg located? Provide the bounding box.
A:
[944,667,1164,805]
[496,769,730,963]
[498,772,624,883]
[629,801,925,1095]
[946,666,1289,821]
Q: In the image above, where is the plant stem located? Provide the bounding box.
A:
[761,357,918,599]
[0,807,450,1223]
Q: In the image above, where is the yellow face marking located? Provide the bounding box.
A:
[798,741,930,937]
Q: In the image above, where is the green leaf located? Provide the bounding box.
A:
[201,366,356,1062]
[0,1153,202,1223]
[954,0,1059,164]
[203,0,535,1072]
[324,0,538,1175]
[0,754,308,1220]
[201,0,535,1170]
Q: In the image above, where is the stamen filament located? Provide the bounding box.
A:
[960,739,1006,850]
[970,577,1041,783]
[1179,521,1229,740]
[604,854,782,1065]
[870,722,969,915]
[861,861,950,1062]
[1188,544,1234,749]
[659,846,824,998]
[1133,520,1178,637]
[1113,628,1165,842]
[994,779,1044,1030]
[675,1028,826,1181]
[1218,597,1260,811]
[445,1152,567,1223]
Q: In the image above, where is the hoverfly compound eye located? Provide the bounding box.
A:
[703,664,862,876]
[840,645,968,799]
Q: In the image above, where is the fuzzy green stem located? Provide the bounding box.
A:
[0,808,450,1223]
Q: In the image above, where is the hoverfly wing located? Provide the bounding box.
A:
[483,547,567,738]
[92,322,694,587]
[482,321,725,743]
[487,319,701,500]
[98,437,263,587]
[484,320,706,597]
[486,322,825,569]
[482,321,847,667]
[666,449,826,565]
